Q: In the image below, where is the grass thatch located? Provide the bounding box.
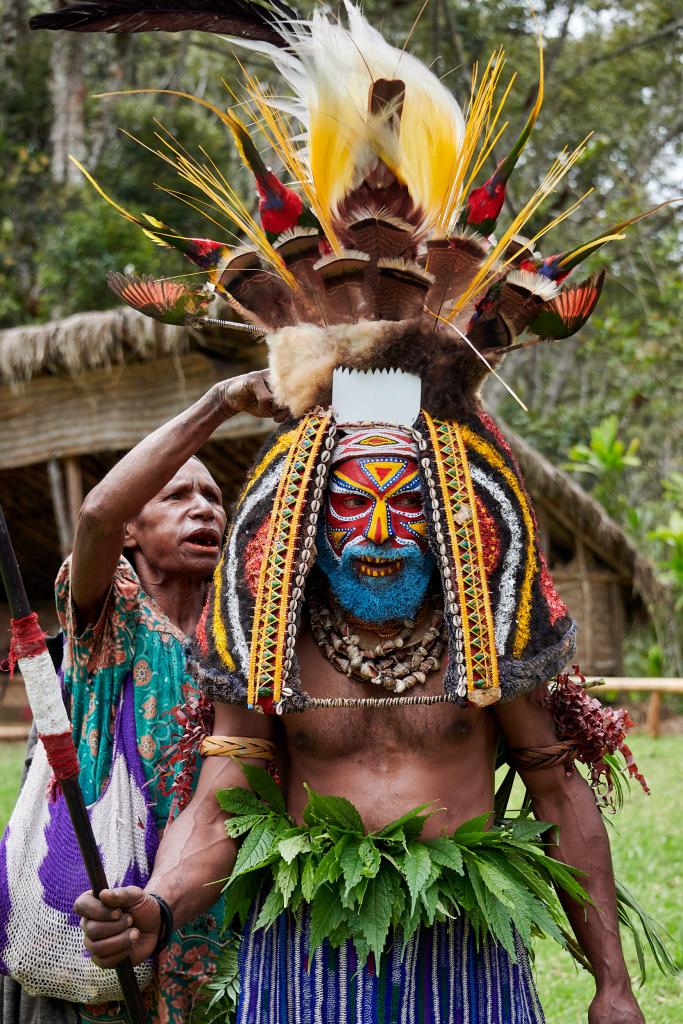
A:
[0,308,191,387]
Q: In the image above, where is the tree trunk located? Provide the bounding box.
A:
[1,0,29,91]
[49,24,87,185]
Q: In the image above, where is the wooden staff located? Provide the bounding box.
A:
[0,503,146,1024]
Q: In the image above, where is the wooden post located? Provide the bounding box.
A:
[576,540,594,668]
[47,458,72,560]
[64,456,83,536]
[646,692,662,739]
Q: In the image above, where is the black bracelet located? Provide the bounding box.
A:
[148,892,174,956]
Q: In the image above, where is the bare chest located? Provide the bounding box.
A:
[285,627,495,760]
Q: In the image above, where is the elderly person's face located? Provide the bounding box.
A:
[124,458,226,577]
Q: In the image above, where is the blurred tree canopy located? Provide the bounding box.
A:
[1,0,681,664]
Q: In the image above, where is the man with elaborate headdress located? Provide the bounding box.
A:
[26,2,672,1020]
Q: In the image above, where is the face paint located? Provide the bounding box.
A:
[326,456,429,557]
[317,452,435,624]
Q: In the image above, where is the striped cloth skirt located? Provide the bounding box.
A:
[237,898,545,1024]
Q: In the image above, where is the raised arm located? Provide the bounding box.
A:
[75,701,276,967]
[71,370,284,623]
[494,689,644,1024]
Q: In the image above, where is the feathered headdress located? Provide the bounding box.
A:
[32,1,676,712]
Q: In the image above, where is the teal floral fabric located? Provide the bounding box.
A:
[56,557,192,825]
[55,557,223,1023]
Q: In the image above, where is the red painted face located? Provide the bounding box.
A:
[326,454,429,557]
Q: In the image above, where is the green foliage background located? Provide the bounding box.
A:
[1,0,681,666]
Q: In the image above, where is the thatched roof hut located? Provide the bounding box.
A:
[0,308,270,598]
[0,309,662,721]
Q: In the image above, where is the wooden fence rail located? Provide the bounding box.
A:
[586,677,683,738]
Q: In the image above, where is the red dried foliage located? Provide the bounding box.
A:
[540,667,649,803]
[158,692,215,812]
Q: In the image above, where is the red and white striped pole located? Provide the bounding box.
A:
[0,503,146,1024]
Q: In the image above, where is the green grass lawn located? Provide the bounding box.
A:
[0,741,24,831]
[532,735,683,1023]
[1,736,681,1020]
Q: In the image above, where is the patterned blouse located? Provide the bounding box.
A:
[55,557,222,1024]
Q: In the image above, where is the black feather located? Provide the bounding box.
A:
[30,0,299,44]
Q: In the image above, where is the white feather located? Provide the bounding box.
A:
[225,3,465,222]
[506,269,560,301]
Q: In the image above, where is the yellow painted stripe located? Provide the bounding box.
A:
[211,549,235,671]
[242,428,298,499]
[460,426,536,658]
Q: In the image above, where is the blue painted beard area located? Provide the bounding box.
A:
[316,525,437,624]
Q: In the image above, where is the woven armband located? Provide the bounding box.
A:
[199,735,276,761]
[506,741,578,771]
[148,893,174,956]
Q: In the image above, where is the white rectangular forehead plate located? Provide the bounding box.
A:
[331,367,422,427]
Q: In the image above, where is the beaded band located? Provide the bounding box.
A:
[415,415,500,706]
[248,411,335,710]
[303,693,451,709]
[199,736,276,761]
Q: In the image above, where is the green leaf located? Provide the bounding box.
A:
[342,876,369,910]
[301,856,316,902]
[241,763,287,814]
[401,843,432,914]
[312,847,343,893]
[225,813,266,838]
[477,857,525,910]
[190,935,241,1023]
[254,885,285,930]
[482,890,517,959]
[231,822,278,876]
[384,868,406,926]
[276,857,299,906]
[278,832,311,863]
[451,813,491,843]
[376,803,432,841]
[423,837,464,875]
[351,934,372,969]
[223,869,266,927]
[420,880,440,925]
[327,920,353,948]
[340,839,365,895]
[357,871,393,965]
[309,884,346,956]
[216,786,268,816]
[616,878,679,980]
[507,818,554,842]
[493,766,516,820]
[358,838,381,878]
[302,785,365,831]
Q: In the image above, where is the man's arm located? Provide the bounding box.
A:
[494,688,644,1024]
[75,701,275,968]
[71,370,284,623]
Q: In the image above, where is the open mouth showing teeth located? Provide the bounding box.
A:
[184,529,219,549]
[354,556,403,578]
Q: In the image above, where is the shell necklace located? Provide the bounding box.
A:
[308,579,448,694]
